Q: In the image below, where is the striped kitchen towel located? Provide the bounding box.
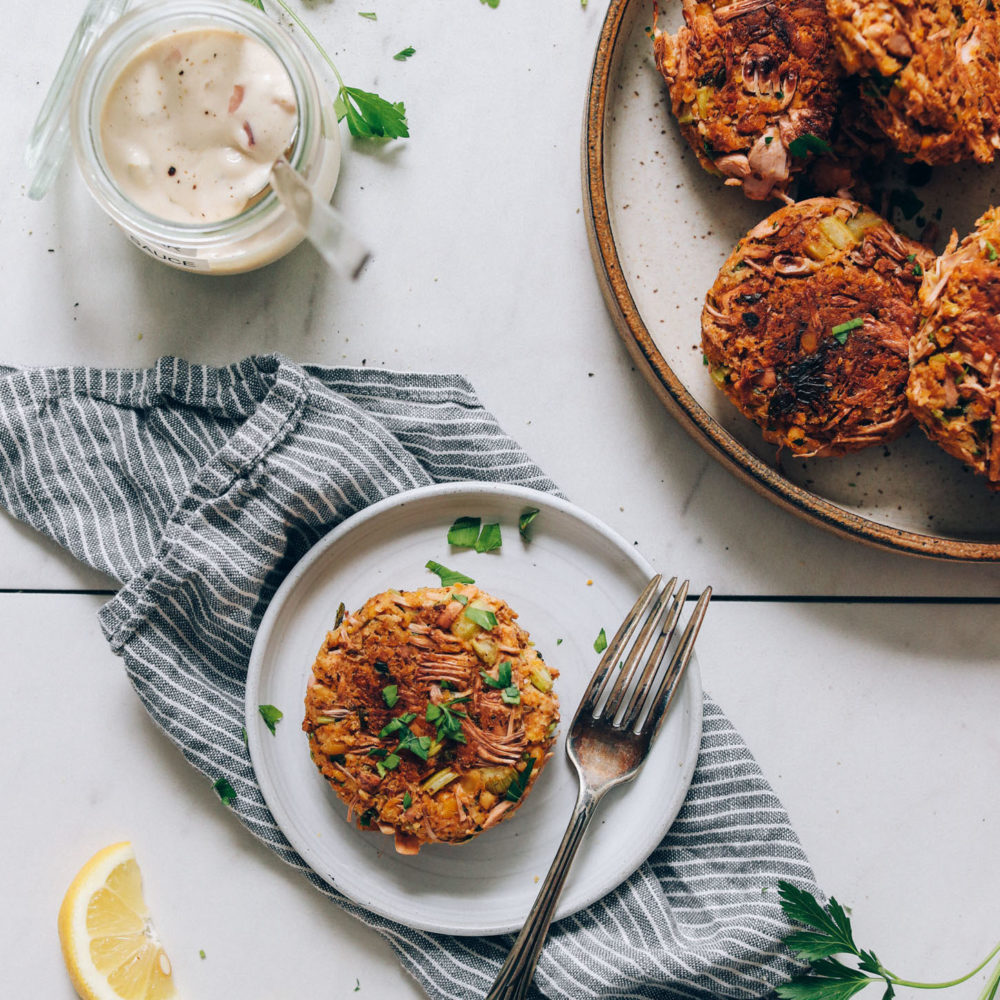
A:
[0,355,816,999]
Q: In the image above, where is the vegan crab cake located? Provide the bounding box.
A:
[826,0,1000,164]
[702,197,933,456]
[652,0,842,200]
[303,585,559,855]
[908,208,1000,487]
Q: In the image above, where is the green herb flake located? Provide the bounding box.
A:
[501,685,521,705]
[481,662,513,688]
[464,605,498,630]
[593,628,608,653]
[258,703,283,735]
[242,0,265,9]
[518,507,540,539]
[831,317,864,344]
[402,791,412,809]
[447,516,481,547]
[481,0,500,7]
[505,756,536,802]
[382,684,399,708]
[988,241,998,261]
[475,522,502,553]
[556,638,563,645]
[354,979,361,992]
[913,262,923,276]
[451,593,469,605]
[358,11,377,19]
[199,949,206,960]
[334,601,346,627]
[787,133,832,158]
[213,777,237,806]
[764,135,773,145]
[393,46,416,61]
[240,726,248,746]
[425,560,475,586]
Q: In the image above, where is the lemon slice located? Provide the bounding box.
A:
[58,842,176,1000]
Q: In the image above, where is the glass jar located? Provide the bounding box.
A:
[68,0,341,274]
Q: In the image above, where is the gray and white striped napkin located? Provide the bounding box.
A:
[0,355,817,999]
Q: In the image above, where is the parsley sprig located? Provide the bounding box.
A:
[480,661,520,704]
[777,881,1000,1000]
[252,0,409,139]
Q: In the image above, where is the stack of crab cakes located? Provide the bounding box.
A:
[304,585,559,855]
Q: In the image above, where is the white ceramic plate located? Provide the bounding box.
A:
[246,482,702,936]
[583,0,1000,560]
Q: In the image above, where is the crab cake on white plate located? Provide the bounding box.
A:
[826,0,1000,163]
[303,585,559,854]
[653,0,842,200]
[908,207,1000,487]
[702,197,933,456]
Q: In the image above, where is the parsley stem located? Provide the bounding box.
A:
[269,0,347,90]
[884,941,1000,990]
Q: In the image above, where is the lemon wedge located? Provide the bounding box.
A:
[58,842,176,1000]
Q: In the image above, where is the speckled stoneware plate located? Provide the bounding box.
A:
[583,0,1000,561]
[246,482,702,936]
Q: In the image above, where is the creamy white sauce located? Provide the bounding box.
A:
[100,27,298,224]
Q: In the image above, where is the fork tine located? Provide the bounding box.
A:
[637,586,712,738]
[576,574,661,717]
[600,576,678,723]
[618,579,688,731]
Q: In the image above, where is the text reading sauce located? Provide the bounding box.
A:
[100,27,297,224]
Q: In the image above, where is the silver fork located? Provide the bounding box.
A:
[485,573,712,1000]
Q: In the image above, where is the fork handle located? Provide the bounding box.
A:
[485,787,602,1000]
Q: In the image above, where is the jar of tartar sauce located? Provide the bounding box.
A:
[62,0,341,273]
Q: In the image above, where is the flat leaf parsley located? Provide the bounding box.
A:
[777,881,1000,1000]
[247,0,409,139]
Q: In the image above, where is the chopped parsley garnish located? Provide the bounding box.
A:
[334,601,346,627]
[397,729,432,761]
[402,791,412,808]
[379,712,417,738]
[258,704,284,735]
[501,685,521,706]
[475,522,502,553]
[376,753,401,777]
[481,0,500,7]
[425,560,475,586]
[199,949,206,960]
[451,593,469,605]
[481,662,514,689]
[505,757,536,802]
[913,262,923,276]
[447,516,481,547]
[393,46,416,61]
[464,605,497,630]
[354,979,361,992]
[382,684,399,708]
[988,241,998,261]
[593,628,608,653]
[787,133,832,157]
[426,697,469,743]
[240,726,248,746]
[213,777,237,806]
[518,507,540,539]
[831,317,864,344]
[556,638,563,645]
[359,808,377,827]
[764,135,773,145]
[358,10,377,18]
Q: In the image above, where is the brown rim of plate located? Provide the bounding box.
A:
[581,0,1000,563]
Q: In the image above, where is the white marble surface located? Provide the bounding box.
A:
[5,595,998,997]
[2,1,999,998]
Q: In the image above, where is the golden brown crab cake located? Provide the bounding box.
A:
[652,0,842,201]
[908,208,1000,487]
[826,0,1000,164]
[702,197,933,456]
[303,585,559,854]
